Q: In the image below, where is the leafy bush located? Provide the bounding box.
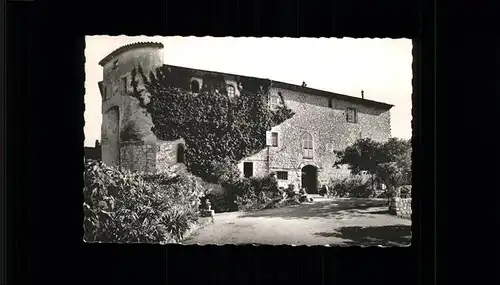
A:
[209,158,241,185]
[120,121,143,142]
[398,185,412,198]
[326,176,377,198]
[83,159,208,243]
[212,174,280,212]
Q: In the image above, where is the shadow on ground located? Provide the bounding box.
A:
[315,225,411,246]
[238,198,389,220]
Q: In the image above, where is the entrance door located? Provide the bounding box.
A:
[301,165,318,194]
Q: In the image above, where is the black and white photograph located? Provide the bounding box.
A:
[83,36,413,246]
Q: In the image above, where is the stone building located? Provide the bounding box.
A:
[97,42,393,192]
[84,140,101,160]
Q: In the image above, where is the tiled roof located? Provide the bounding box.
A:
[98,42,164,66]
[163,64,394,110]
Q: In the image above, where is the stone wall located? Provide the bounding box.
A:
[389,197,412,219]
[238,86,392,190]
[119,141,156,173]
[156,139,186,173]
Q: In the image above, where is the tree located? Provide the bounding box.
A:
[334,138,384,190]
[376,138,412,195]
[334,138,412,200]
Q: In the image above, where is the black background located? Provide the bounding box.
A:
[4,0,496,284]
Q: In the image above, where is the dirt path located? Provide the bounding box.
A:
[182,197,412,246]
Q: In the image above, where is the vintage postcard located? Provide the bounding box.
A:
[84,36,412,246]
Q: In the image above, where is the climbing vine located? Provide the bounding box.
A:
[130,65,295,183]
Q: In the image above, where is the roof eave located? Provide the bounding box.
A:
[98,42,164,67]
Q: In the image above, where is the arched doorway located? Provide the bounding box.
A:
[301,165,318,194]
[177,143,185,163]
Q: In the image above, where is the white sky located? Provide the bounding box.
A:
[84,36,413,147]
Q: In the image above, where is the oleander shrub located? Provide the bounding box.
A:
[83,159,208,243]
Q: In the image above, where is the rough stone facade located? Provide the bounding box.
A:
[389,198,412,219]
[119,141,157,173]
[98,42,393,180]
[99,43,164,169]
[237,86,391,191]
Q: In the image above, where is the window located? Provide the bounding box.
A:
[271,132,278,147]
[346,108,358,123]
[277,171,288,180]
[177,144,185,163]
[121,77,127,93]
[302,133,313,158]
[269,94,279,109]
[112,59,119,70]
[227,85,235,97]
[190,80,200,93]
[243,162,253,178]
[328,98,334,108]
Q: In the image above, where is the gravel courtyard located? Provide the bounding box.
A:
[182,197,412,246]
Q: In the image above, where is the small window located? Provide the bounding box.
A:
[269,94,279,109]
[243,162,253,178]
[227,85,235,97]
[121,77,127,93]
[302,133,313,159]
[277,171,288,180]
[271,132,278,147]
[190,80,200,93]
[112,59,119,70]
[328,98,334,108]
[346,108,358,123]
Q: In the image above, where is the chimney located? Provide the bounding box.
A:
[302,81,307,87]
[361,90,364,99]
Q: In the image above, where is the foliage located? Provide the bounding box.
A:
[326,176,367,198]
[130,65,295,183]
[398,185,412,199]
[334,138,412,196]
[209,158,241,186]
[120,121,142,142]
[83,159,208,243]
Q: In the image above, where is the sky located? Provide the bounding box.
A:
[84,36,413,147]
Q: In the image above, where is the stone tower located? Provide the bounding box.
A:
[98,42,164,169]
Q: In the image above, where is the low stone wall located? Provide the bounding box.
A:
[389,197,412,219]
[156,138,185,173]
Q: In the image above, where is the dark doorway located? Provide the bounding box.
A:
[301,165,318,194]
[243,162,253,178]
[177,144,185,163]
